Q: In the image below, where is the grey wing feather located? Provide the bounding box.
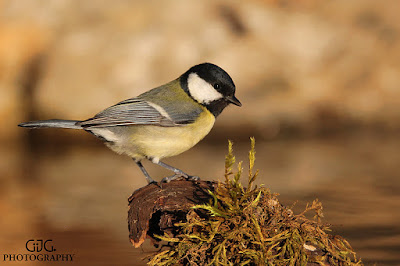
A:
[77,98,201,128]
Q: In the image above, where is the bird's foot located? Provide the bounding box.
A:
[161,173,200,183]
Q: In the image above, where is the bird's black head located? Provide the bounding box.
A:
[180,63,241,117]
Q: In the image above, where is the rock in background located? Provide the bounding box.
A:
[1,0,400,141]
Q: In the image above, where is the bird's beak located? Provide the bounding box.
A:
[227,95,242,107]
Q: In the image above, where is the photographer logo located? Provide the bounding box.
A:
[3,239,75,262]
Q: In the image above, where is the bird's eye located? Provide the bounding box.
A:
[214,84,220,89]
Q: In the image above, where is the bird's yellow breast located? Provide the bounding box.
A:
[106,107,215,161]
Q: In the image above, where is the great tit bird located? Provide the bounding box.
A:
[19,63,241,183]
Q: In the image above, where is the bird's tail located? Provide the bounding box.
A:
[18,119,82,129]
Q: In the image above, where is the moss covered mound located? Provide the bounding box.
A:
[147,138,362,265]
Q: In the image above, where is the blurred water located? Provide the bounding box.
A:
[1,133,400,265]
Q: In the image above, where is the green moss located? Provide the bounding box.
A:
[148,138,362,265]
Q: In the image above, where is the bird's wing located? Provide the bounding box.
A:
[77,98,202,128]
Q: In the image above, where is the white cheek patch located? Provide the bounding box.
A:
[187,73,223,104]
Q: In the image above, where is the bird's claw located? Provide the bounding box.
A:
[161,173,200,183]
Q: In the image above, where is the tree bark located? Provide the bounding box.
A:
[128,180,216,248]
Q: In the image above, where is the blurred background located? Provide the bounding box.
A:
[1,0,400,265]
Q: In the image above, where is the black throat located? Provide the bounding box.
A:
[203,99,229,117]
